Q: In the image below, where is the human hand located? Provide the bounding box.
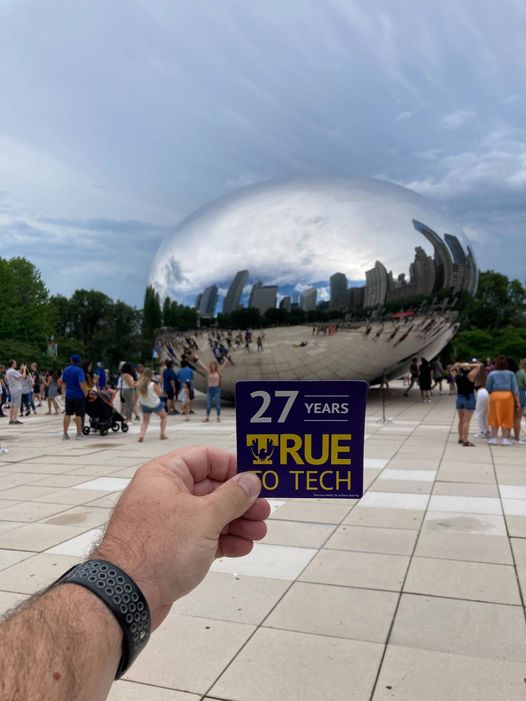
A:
[92,447,269,630]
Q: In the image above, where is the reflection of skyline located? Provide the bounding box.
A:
[194,220,477,318]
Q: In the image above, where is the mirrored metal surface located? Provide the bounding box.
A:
[150,177,477,397]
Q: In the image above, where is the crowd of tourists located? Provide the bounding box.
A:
[403,355,526,446]
[0,342,232,449]
[1,341,524,452]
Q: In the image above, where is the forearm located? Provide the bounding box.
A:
[0,582,122,701]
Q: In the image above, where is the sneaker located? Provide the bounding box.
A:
[76,433,83,440]
[14,420,23,425]
[62,433,70,440]
[202,417,209,422]
[217,416,221,422]
[0,447,8,454]
[488,438,497,445]
[502,439,512,446]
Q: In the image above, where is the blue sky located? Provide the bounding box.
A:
[1,0,525,306]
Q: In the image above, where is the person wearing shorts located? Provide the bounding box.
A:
[61,354,87,440]
[136,368,168,442]
[451,361,481,446]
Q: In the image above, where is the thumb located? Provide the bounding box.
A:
[207,472,262,528]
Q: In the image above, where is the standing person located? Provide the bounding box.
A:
[431,358,445,394]
[136,368,168,442]
[162,360,178,415]
[119,363,136,423]
[5,360,27,425]
[0,365,6,417]
[178,381,191,420]
[132,364,144,421]
[256,335,263,352]
[403,358,419,397]
[486,356,520,446]
[31,363,42,406]
[45,370,61,414]
[473,361,490,438]
[21,372,36,416]
[197,357,229,422]
[506,357,524,444]
[94,361,107,390]
[516,359,526,444]
[177,360,194,415]
[82,361,97,391]
[418,358,432,402]
[451,361,481,446]
[61,354,87,440]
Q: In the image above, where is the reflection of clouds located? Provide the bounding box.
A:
[149,177,472,305]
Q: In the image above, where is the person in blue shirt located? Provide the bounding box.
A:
[94,361,107,390]
[60,354,87,440]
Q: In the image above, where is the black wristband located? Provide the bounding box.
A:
[53,559,151,679]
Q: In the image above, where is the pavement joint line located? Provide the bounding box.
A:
[367,403,454,701]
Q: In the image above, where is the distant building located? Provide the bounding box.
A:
[364,261,389,308]
[444,234,466,265]
[195,293,203,311]
[411,246,436,296]
[251,285,277,315]
[349,286,365,309]
[248,281,262,308]
[301,288,317,312]
[330,272,348,310]
[198,285,218,317]
[279,296,291,311]
[412,220,453,292]
[223,270,249,314]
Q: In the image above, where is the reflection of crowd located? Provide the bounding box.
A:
[402,354,526,447]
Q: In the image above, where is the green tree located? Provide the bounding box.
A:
[0,257,53,344]
[461,271,526,330]
[142,285,162,338]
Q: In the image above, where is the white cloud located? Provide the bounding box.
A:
[405,126,526,200]
[441,110,477,130]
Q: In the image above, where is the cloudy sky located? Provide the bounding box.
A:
[1,0,525,306]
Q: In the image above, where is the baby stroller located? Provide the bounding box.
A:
[83,390,129,437]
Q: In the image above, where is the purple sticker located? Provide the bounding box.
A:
[236,380,367,498]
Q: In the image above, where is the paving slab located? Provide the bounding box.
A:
[372,645,526,701]
[210,627,384,701]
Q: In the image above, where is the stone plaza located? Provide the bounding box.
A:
[0,387,525,700]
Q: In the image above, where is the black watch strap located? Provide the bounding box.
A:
[53,559,151,679]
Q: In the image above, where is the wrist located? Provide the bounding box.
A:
[58,582,123,659]
[91,544,161,622]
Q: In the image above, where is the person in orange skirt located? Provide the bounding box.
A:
[486,355,521,446]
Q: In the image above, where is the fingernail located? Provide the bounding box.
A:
[237,472,261,498]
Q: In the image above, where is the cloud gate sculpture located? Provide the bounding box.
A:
[149,177,477,400]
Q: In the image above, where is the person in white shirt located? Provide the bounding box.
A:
[5,360,27,424]
[136,368,168,443]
